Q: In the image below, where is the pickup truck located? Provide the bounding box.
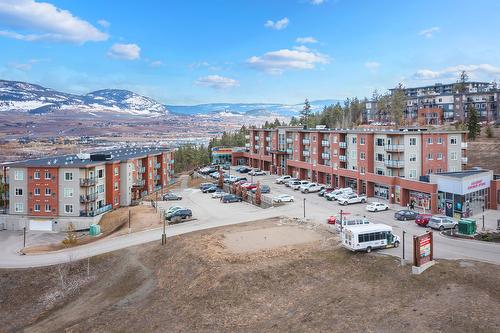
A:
[338,193,367,205]
[275,175,292,184]
[300,182,324,193]
[291,180,309,190]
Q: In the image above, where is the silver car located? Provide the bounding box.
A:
[427,215,458,231]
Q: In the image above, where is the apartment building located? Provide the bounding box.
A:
[0,147,174,231]
[233,126,479,214]
[366,81,499,123]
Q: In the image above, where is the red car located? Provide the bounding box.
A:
[415,214,432,227]
[327,216,337,224]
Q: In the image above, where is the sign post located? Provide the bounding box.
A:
[412,231,435,274]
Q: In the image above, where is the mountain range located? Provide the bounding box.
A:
[0,79,341,118]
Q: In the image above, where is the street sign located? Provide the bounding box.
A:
[413,232,433,267]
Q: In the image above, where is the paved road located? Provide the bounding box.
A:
[1,168,499,268]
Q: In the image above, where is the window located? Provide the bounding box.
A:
[34,204,40,212]
[427,137,433,144]
[376,153,384,162]
[114,181,119,191]
[410,154,416,162]
[15,170,24,181]
[451,152,457,160]
[437,168,442,173]
[360,152,366,160]
[376,168,385,175]
[15,188,23,196]
[450,136,457,145]
[97,184,104,193]
[64,204,73,213]
[437,137,443,144]
[427,153,433,160]
[409,169,417,179]
[15,203,24,213]
[149,160,152,167]
[149,172,152,179]
[45,188,51,196]
[45,204,51,212]
[437,153,443,160]
[34,171,40,180]
[376,138,385,146]
[360,137,365,145]
[312,135,316,142]
[45,171,51,180]
[360,167,366,174]
[34,188,40,196]
[64,172,73,181]
[114,167,119,176]
[64,188,73,198]
[428,169,433,174]
[352,137,357,144]
[98,169,104,178]
[409,138,417,146]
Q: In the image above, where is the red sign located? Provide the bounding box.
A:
[414,232,433,267]
[466,179,486,191]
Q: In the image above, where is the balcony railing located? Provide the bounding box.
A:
[154,162,161,169]
[138,166,146,173]
[80,204,112,217]
[265,146,271,152]
[255,145,260,150]
[80,178,96,187]
[322,153,330,160]
[286,148,293,154]
[80,193,97,203]
[254,136,260,141]
[286,138,293,143]
[339,142,347,148]
[384,144,404,152]
[265,136,271,142]
[302,139,310,145]
[461,142,468,149]
[339,155,347,162]
[302,150,310,157]
[385,160,405,168]
[245,135,250,139]
[321,140,330,147]
[245,143,250,148]
[133,179,146,187]
[461,157,468,164]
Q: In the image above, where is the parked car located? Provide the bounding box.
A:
[211,190,226,199]
[249,169,266,176]
[275,175,292,184]
[222,164,230,170]
[366,202,388,212]
[427,215,458,231]
[318,187,334,197]
[241,183,257,190]
[238,167,252,173]
[273,194,294,203]
[163,193,182,201]
[202,185,219,193]
[394,210,418,221]
[291,180,309,191]
[225,175,238,183]
[325,187,354,201]
[415,214,433,227]
[300,182,324,193]
[235,166,248,172]
[222,194,242,203]
[285,178,299,187]
[251,185,270,194]
[167,206,183,214]
[199,182,214,190]
[338,193,367,205]
[166,208,192,221]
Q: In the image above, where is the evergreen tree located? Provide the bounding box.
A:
[389,83,406,126]
[300,98,312,127]
[467,104,480,140]
[454,70,469,93]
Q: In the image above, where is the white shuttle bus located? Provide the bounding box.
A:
[342,224,400,253]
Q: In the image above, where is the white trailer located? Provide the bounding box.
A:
[341,224,400,253]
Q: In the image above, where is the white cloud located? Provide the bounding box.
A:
[107,43,141,60]
[149,60,163,68]
[8,59,43,71]
[413,64,500,80]
[364,61,381,70]
[418,27,440,38]
[195,75,239,89]
[97,19,110,28]
[0,0,108,43]
[264,17,289,30]
[247,48,330,75]
[296,36,318,44]
[310,0,326,4]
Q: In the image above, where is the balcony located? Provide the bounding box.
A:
[339,155,347,162]
[138,166,146,173]
[80,193,97,203]
[265,136,271,142]
[321,153,330,160]
[245,143,250,148]
[133,179,146,187]
[384,144,404,152]
[265,146,271,152]
[155,175,161,181]
[154,184,162,191]
[339,142,347,149]
[302,139,310,145]
[461,142,468,149]
[154,162,161,169]
[80,204,112,217]
[80,178,96,187]
[286,138,293,144]
[385,160,405,168]
[461,157,468,164]
[302,150,310,157]
[255,145,260,150]
[254,136,260,141]
[286,148,293,154]
[321,140,330,147]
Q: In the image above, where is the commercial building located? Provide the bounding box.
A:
[233,126,499,214]
[211,147,246,165]
[0,147,174,231]
[366,81,499,123]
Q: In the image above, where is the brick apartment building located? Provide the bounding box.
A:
[0,147,174,231]
[232,126,500,215]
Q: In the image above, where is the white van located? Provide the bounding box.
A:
[335,216,370,232]
[341,224,400,253]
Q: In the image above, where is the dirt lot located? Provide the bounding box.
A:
[1,217,499,333]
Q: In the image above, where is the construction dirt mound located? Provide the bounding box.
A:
[1,217,499,332]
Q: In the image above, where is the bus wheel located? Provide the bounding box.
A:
[366,247,372,253]
[394,241,400,248]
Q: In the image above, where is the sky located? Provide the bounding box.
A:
[1,0,500,105]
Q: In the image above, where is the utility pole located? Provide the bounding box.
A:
[161,212,167,245]
[23,226,26,249]
[401,230,406,266]
[303,198,306,218]
[128,208,131,234]
[340,209,343,233]
[482,205,485,231]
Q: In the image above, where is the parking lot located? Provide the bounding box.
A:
[184,166,500,264]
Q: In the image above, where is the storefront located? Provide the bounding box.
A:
[345,177,357,191]
[374,184,389,200]
[430,170,493,218]
[409,191,431,210]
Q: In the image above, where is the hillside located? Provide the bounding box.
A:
[467,127,500,173]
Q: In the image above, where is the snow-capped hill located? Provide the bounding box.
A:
[0,80,168,116]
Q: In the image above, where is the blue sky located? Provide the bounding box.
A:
[1,0,500,105]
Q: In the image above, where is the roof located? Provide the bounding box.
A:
[433,169,490,179]
[5,147,171,168]
[252,126,467,135]
[343,224,393,232]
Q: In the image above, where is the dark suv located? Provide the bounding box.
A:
[222,194,242,203]
[394,210,418,221]
[166,208,192,221]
